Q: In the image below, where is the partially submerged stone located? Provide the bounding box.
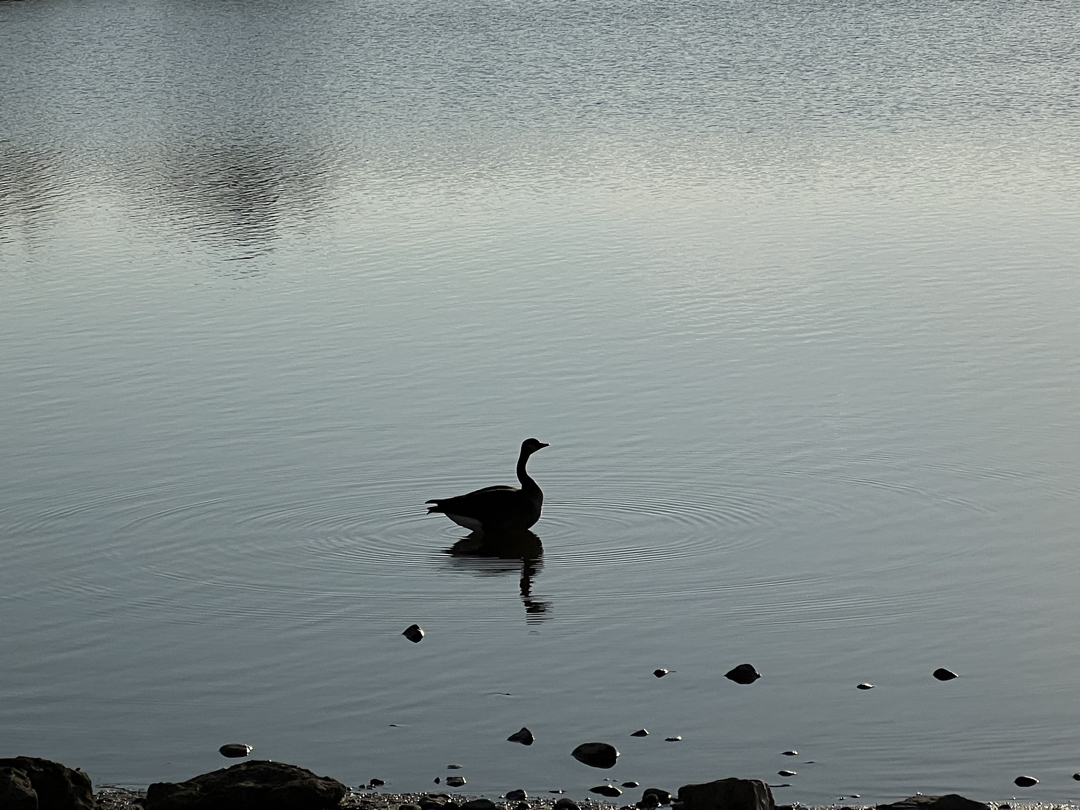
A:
[1013,776,1038,787]
[875,794,990,810]
[781,750,797,756]
[144,760,345,810]
[665,736,682,742]
[218,744,252,759]
[933,668,958,681]
[505,789,528,801]
[554,799,579,810]
[571,742,620,769]
[403,624,425,643]
[642,787,672,805]
[678,778,775,810]
[631,729,649,737]
[654,669,670,678]
[0,756,95,810]
[724,664,761,685]
[857,683,874,690]
[507,727,535,745]
[777,770,796,777]
[445,776,466,788]
[590,785,623,797]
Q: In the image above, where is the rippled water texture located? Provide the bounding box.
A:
[2,0,1080,803]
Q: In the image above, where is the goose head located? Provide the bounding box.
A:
[521,438,549,456]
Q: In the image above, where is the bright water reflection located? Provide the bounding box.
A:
[2,0,1080,804]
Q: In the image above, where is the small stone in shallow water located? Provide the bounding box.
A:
[933,668,958,681]
[591,785,623,797]
[631,729,649,737]
[447,764,462,769]
[622,781,640,788]
[1013,776,1038,787]
[1074,773,1080,781]
[782,750,798,756]
[218,743,252,758]
[664,736,682,742]
[642,788,671,805]
[572,742,620,769]
[639,796,661,809]
[857,682,874,690]
[508,727,535,745]
[369,778,385,787]
[725,663,761,684]
[505,790,528,801]
[433,778,440,784]
[778,770,796,777]
[446,776,466,788]
[654,669,670,678]
[403,624,424,643]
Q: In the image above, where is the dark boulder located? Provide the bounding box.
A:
[678,778,775,810]
[724,664,761,685]
[143,760,346,810]
[0,767,37,810]
[933,669,958,681]
[571,742,620,769]
[876,795,989,810]
[0,757,95,810]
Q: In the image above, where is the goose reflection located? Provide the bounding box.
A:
[444,530,551,623]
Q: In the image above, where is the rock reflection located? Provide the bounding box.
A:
[444,530,551,624]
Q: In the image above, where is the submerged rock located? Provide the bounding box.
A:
[856,683,874,690]
[571,742,620,769]
[933,668,958,681]
[591,785,623,797]
[445,776,466,788]
[144,760,345,810]
[678,778,775,810]
[777,770,796,778]
[507,727,535,745]
[724,664,761,684]
[631,729,649,737]
[622,781,640,788]
[403,624,425,643]
[654,669,670,678]
[218,744,252,759]
[876,794,990,810]
[1013,776,1038,787]
[781,751,797,756]
[0,756,95,810]
[665,736,682,742]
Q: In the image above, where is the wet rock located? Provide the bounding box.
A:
[447,765,462,770]
[549,790,565,794]
[591,785,624,798]
[777,771,796,777]
[781,751,797,756]
[572,742,620,769]
[419,795,452,810]
[144,760,346,810]
[643,788,672,805]
[445,776,466,788]
[639,795,661,809]
[857,683,874,690]
[369,778,386,787]
[933,668,958,681]
[1074,773,1080,781]
[631,729,649,737]
[554,799,579,810]
[654,669,670,678]
[403,624,425,643]
[875,795,990,810]
[400,805,422,810]
[462,800,497,810]
[508,727,535,745]
[1013,776,1038,788]
[433,778,441,784]
[505,790,528,801]
[665,736,682,742]
[218,744,252,759]
[724,664,761,685]
[0,757,95,810]
[678,778,775,810]
[0,768,37,810]
[622,781,641,788]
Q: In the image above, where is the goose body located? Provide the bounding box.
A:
[426,438,548,535]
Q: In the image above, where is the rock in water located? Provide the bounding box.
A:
[505,790,528,801]
[933,668,958,681]
[876,795,990,810]
[571,742,620,769]
[665,736,682,742]
[0,757,95,810]
[724,664,761,684]
[678,778,775,810]
[631,729,649,737]
[554,800,579,810]
[1073,773,1080,781]
[218,744,253,759]
[622,781,640,788]
[642,788,672,805]
[782,750,797,756]
[1013,776,1038,787]
[654,669,670,678]
[777,771,796,777]
[144,760,346,810]
[507,727,535,745]
[591,785,623,797]
[856,683,874,690]
[446,776,466,788]
[403,624,425,643]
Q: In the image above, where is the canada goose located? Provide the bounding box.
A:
[426,438,549,534]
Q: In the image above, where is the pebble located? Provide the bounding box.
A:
[724,663,761,684]
[572,741,620,769]
[402,624,425,643]
[664,736,682,742]
[642,788,672,805]
[631,729,649,737]
[857,683,874,690]
[782,750,798,756]
[654,669,670,678]
[590,785,623,797]
[505,790,528,801]
[933,668,958,681]
[554,799,579,810]
[778,770,796,777]
[508,727,535,746]
[1013,776,1038,787]
[446,776,466,788]
[218,743,252,758]
[622,781,640,788]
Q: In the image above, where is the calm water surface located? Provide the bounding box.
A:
[2,0,1080,803]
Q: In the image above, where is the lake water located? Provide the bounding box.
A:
[2,0,1080,804]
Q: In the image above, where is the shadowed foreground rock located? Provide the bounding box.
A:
[876,795,989,810]
[144,760,346,810]
[0,756,95,810]
[678,778,774,810]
